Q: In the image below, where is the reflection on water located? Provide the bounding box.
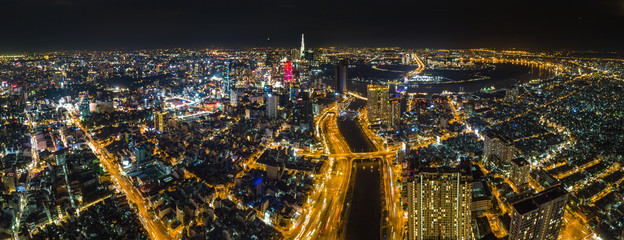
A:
[345,161,381,240]
[322,63,554,96]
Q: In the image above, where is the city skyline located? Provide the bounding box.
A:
[1,46,620,240]
[1,1,623,239]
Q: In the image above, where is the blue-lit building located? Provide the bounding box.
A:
[335,61,347,94]
[79,94,90,117]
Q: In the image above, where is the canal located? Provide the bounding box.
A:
[337,117,376,153]
[345,160,382,240]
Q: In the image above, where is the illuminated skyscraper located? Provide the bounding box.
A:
[79,94,90,117]
[283,61,293,83]
[300,34,305,59]
[230,90,238,106]
[266,93,278,119]
[335,61,347,94]
[154,111,165,133]
[389,97,402,131]
[508,186,568,240]
[367,84,389,124]
[225,61,231,92]
[407,163,473,240]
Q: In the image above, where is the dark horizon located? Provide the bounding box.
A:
[1,0,623,53]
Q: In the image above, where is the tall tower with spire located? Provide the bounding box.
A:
[300,34,305,59]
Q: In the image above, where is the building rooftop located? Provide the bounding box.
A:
[512,197,538,215]
[416,161,472,176]
[533,185,568,205]
[512,185,568,215]
[512,157,529,167]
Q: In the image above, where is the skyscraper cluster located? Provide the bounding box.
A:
[367,84,402,131]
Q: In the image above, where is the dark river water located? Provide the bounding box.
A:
[337,118,376,153]
[320,63,554,96]
[345,161,382,240]
[337,116,382,239]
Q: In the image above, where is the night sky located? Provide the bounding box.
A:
[1,0,623,52]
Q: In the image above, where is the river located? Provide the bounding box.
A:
[345,161,382,240]
[337,117,376,153]
[320,63,555,95]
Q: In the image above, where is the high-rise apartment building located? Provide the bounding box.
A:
[510,157,530,189]
[389,97,402,131]
[407,163,473,240]
[367,84,389,125]
[483,130,515,174]
[509,185,568,240]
